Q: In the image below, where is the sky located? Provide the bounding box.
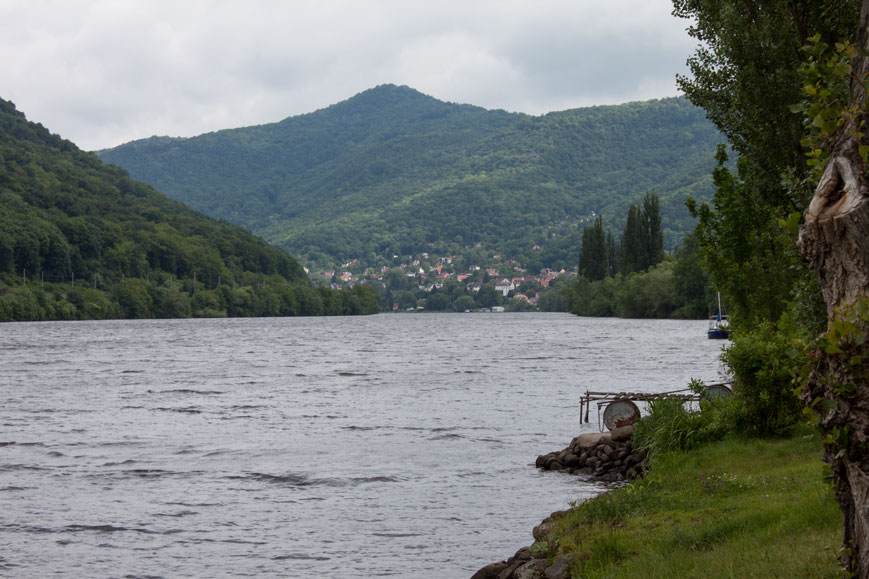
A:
[0,0,699,152]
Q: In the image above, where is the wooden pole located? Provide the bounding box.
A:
[579,397,584,426]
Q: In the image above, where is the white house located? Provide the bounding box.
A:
[495,279,515,297]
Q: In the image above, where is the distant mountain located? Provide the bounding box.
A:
[0,98,379,320]
[98,84,723,272]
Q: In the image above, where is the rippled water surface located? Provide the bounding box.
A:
[0,313,723,577]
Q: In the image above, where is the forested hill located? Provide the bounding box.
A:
[0,98,380,320]
[98,84,723,273]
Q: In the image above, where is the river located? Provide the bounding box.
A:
[0,313,723,577]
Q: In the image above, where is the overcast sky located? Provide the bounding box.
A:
[0,0,698,151]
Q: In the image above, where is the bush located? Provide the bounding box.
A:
[614,262,677,318]
[569,277,617,316]
[720,315,807,436]
[632,392,739,460]
[66,285,121,319]
[4,286,42,320]
[112,279,154,318]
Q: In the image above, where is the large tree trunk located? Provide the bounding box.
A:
[798,1,869,575]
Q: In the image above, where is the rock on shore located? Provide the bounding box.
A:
[470,511,573,579]
[534,426,647,482]
[470,428,647,578]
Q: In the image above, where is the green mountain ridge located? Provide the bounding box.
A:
[0,97,380,320]
[98,84,724,273]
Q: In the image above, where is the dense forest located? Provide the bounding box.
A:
[98,86,724,275]
[0,98,380,321]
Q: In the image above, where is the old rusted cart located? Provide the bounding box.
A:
[580,382,732,432]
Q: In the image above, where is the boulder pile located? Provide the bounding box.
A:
[534,425,646,482]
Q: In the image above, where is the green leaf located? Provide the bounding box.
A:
[822,398,838,411]
[779,212,802,236]
[834,62,853,77]
[840,382,858,395]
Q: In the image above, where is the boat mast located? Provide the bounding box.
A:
[717,291,722,322]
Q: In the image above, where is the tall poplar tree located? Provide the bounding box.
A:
[674,0,858,326]
[606,231,619,277]
[642,192,664,268]
[579,216,607,281]
[621,205,643,274]
[621,193,664,274]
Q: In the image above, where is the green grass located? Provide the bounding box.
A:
[549,431,843,578]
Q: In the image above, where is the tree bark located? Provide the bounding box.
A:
[798,1,869,575]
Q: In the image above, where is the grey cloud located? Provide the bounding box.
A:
[0,0,696,150]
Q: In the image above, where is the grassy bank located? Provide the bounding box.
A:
[544,431,842,578]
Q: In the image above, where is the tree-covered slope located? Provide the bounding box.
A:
[0,98,380,320]
[99,84,723,272]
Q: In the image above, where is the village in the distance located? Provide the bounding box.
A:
[318,252,576,312]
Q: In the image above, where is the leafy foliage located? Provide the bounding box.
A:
[807,297,869,417]
[0,97,380,320]
[687,146,808,325]
[98,85,723,273]
[670,233,712,319]
[792,34,860,177]
[675,0,857,331]
[674,0,858,206]
[720,315,809,436]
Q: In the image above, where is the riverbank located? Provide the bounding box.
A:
[474,429,841,578]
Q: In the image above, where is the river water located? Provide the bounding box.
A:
[0,313,723,578]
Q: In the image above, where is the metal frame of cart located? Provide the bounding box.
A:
[580,382,733,432]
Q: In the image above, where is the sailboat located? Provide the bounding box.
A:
[707,292,730,339]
